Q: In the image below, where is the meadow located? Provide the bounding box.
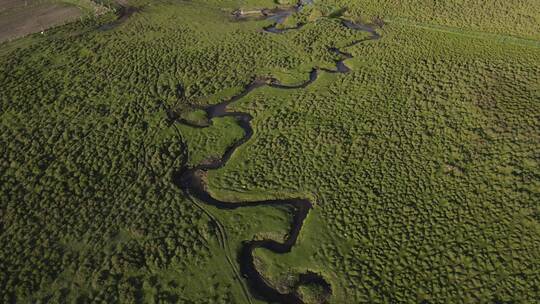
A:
[0,0,539,303]
[208,13,540,303]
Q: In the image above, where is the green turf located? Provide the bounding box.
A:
[1,0,539,302]
[209,18,540,303]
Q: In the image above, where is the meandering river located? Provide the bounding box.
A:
[172,5,381,304]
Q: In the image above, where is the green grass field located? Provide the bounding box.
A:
[1,0,539,303]
[209,21,540,302]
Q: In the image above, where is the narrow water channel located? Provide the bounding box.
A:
[172,6,381,304]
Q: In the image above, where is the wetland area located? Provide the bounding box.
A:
[1,0,539,303]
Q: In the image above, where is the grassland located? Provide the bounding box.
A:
[0,1,363,302]
[1,0,539,303]
[310,0,540,40]
[208,13,540,303]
